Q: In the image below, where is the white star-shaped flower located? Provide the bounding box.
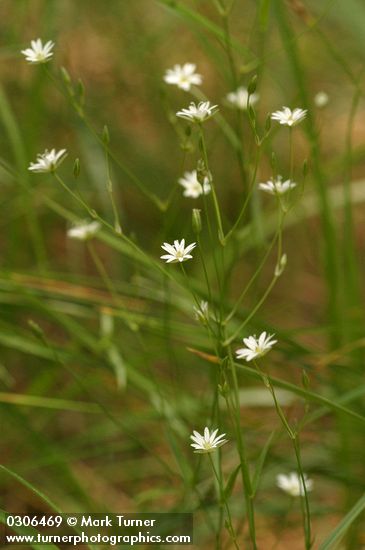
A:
[258,175,296,196]
[67,220,101,241]
[276,472,313,497]
[160,239,196,263]
[226,86,259,110]
[236,331,277,362]
[176,101,218,123]
[178,170,211,198]
[163,63,202,91]
[28,149,67,173]
[190,427,228,454]
[21,38,54,64]
[271,106,307,127]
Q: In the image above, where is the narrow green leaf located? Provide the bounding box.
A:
[156,0,253,58]
[252,431,277,496]
[235,362,365,425]
[319,493,365,550]
[0,467,97,550]
[0,464,62,514]
[224,464,241,500]
[259,0,271,30]
[0,392,100,413]
[165,430,193,484]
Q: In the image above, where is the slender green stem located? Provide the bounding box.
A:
[104,144,122,234]
[254,359,312,548]
[224,346,257,550]
[200,161,224,312]
[224,145,262,243]
[53,172,110,228]
[208,453,240,550]
[220,7,248,188]
[197,234,213,305]
[274,0,340,348]
[0,86,48,271]
[86,242,120,305]
[293,437,313,550]
[224,275,277,346]
[53,172,193,293]
[44,66,164,210]
[224,227,279,324]
[255,362,295,439]
[289,127,294,180]
[224,211,284,345]
[180,263,218,340]
[199,127,225,244]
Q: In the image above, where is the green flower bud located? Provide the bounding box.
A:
[73,158,80,178]
[102,125,110,145]
[247,74,258,95]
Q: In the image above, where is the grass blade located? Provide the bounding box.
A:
[318,493,365,550]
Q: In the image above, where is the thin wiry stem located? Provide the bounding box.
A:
[253,359,312,548]
[208,453,240,550]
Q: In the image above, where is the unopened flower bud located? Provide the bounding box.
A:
[77,78,85,107]
[218,381,229,396]
[271,152,277,172]
[193,300,209,325]
[247,74,258,95]
[102,125,110,145]
[73,158,80,178]
[192,208,202,234]
[184,125,192,137]
[275,253,287,277]
[196,158,208,185]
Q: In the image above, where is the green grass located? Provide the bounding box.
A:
[0,1,364,548]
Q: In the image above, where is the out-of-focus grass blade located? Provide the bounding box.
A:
[0,466,98,550]
[318,493,365,550]
[0,330,68,361]
[0,85,47,268]
[156,0,253,57]
[0,464,63,513]
[100,310,127,388]
[2,406,96,509]
[224,464,241,500]
[303,385,365,427]
[165,429,193,484]
[238,387,295,407]
[192,348,365,424]
[235,179,365,250]
[259,0,271,30]
[308,0,365,54]
[235,362,365,425]
[0,392,100,413]
[252,431,277,496]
